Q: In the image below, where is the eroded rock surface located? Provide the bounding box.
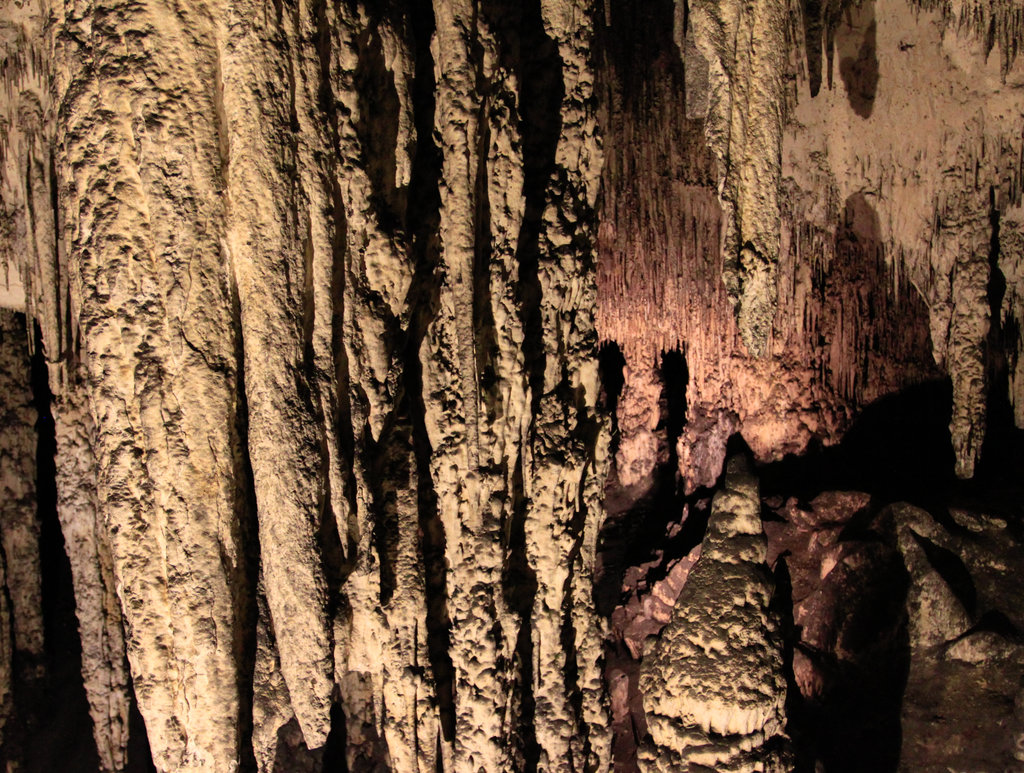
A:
[0,0,1022,770]
[1,0,612,769]
[639,458,790,771]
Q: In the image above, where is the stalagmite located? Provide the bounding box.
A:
[638,457,789,771]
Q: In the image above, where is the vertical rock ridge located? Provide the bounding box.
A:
[422,0,525,766]
[690,0,787,356]
[216,0,336,745]
[525,2,610,768]
[51,0,249,764]
[53,367,131,772]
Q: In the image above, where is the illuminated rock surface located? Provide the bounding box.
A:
[0,0,1021,770]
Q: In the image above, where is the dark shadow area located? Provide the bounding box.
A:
[974,189,1024,528]
[595,348,695,620]
[801,0,878,116]
[659,350,688,457]
[504,457,539,771]
[515,0,564,421]
[759,379,958,511]
[125,698,157,773]
[767,497,911,771]
[597,342,626,443]
[354,9,406,231]
[320,699,348,773]
[4,330,101,773]
[787,550,910,773]
[836,0,878,117]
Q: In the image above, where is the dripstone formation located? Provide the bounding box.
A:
[0,0,1022,771]
[638,458,789,772]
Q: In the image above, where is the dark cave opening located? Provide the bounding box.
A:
[595,346,699,620]
[758,375,1024,522]
[597,342,625,443]
[759,378,958,508]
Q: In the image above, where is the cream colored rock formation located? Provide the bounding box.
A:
[599,0,1024,489]
[638,458,789,772]
[0,0,1020,770]
[1,0,610,769]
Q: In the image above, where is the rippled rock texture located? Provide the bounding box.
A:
[0,0,1022,770]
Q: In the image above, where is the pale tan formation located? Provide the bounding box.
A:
[615,364,663,487]
[634,456,786,769]
[423,1,609,768]
[599,0,1024,489]
[639,458,789,772]
[1,0,613,769]
[53,370,132,773]
[692,0,786,357]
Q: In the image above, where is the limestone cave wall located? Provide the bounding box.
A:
[0,0,1021,771]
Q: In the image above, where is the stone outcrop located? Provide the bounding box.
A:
[763,492,1024,771]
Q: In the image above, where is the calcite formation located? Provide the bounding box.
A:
[638,458,790,772]
[1,0,609,769]
[0,0,1021,770]
[599,0,1024,489]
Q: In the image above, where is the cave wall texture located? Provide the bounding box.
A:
[0,0,1021,770]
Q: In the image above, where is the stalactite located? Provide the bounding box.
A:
[52,368,131,773]
[910,0,1024,76]
[522,0,610,763]
[50,0,250,764]
[691,0,787,357]
[217,0,335,744]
